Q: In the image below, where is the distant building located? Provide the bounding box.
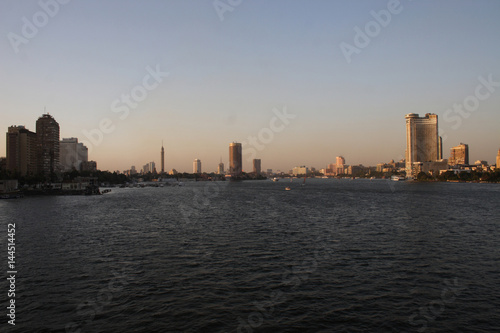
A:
[161,143,165,173]
[169,169,178,175]
[346,165,367,176]
[415,160,449,176]
[6,125,38,176]
[36,114,60,177]
[253,159,261,174]
[325,163,336,176]
[217,159,224,175]
[142,161,155,174]
[60,138,88,172]
[448,143,469,166]
[405,113,440,178]
[193,159,201,174]
[438,136,443,160]
[229,142,242,177]
[130,166,137,175]
[0,157,6,172]
[0,179,18,193]
[81,160,97,172]
[323,168,334,176]
[292,166,309,176]
[496,149,500,169]
[336,156,346,174]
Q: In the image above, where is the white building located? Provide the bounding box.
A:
[217,162,224,175]
[193,159,201,174]
[292,166,309,176]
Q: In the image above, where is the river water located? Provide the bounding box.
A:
[1,179,499,332]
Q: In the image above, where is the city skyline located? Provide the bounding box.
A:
[3,112,500,175]
[1,1,499,172]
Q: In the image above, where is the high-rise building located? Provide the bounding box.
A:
[335,156,346,174]
[142,162,156,174]
[36,114,60,177]
[60,138,88,171]
[193,159,201,174]
[229,142,242,177]
[405,113,440,178]
[0,157,6,173]
[161,142,165,173]
[6,125,38,176]
[438,136,443,160]
[217,158,224,175]
[448,143,469,166]
[253,159,261,174]
[496,149,500,169]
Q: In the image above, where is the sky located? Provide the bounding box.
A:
[1,0,499,173]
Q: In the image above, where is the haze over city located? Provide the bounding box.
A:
[1,0,499,173]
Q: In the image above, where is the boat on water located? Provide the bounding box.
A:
[285,187,292,191]
[391,175,405,181]
[272,177,279,182]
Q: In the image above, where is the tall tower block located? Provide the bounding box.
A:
[36,113,60,178]
[161,142,165,173]
[229,142,242,177]
[405,113,439,179]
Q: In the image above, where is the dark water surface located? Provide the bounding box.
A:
[1,179,499,332]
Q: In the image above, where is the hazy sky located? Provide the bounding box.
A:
[1,0,499,173]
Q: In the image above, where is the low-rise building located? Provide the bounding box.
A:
[81,161,97,172]
[0,180,18,193]
[292,166,309,176]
